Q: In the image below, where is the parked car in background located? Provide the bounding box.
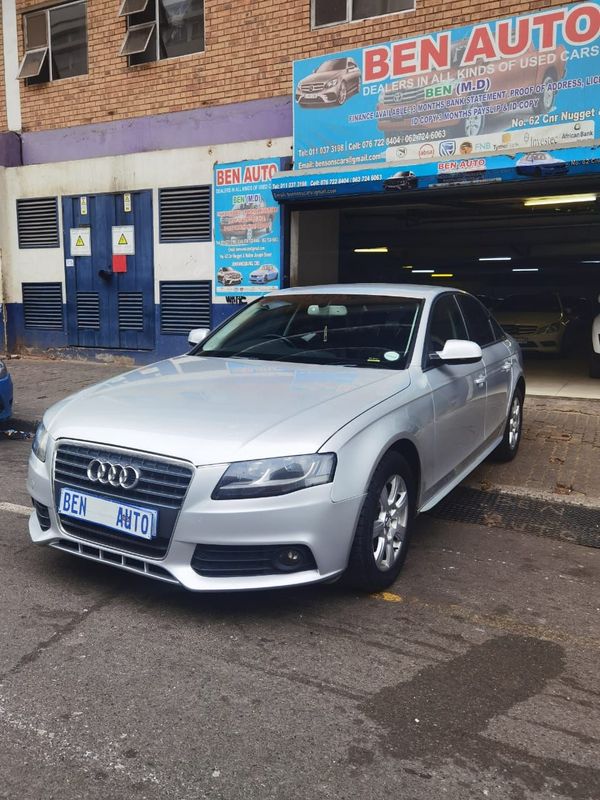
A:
[28,285,524,595]
[0,359,13,422]
[296,57,361,106]
[249,264,279,284]
[493,292,569,354]
[217,267,243,286]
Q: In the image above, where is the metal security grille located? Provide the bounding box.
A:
[159,281,211,335]
[158,186,211,243]
[16,197,60,248]
[118,292,144,331]
[22,282,64,329]
[76,292,100,329]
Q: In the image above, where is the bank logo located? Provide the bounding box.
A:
[419,144,435,159]
[439,140,456,157]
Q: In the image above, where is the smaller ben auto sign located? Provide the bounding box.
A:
[213,159,284,297]
[293,2,600,169]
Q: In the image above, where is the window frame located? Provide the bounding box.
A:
[19,0,88,83]
[123,0,205,66]
[422,292,468,371]
[311,0,415,30]
[455,294,499,350]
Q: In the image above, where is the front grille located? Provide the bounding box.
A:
[54,442,193,558]
[301,82,326,92]
[50,539,179,584]
[502,324,538,336]
[191,544,317,578]
[33,499,51,531]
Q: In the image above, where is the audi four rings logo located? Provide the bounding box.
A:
[87,459,141,489]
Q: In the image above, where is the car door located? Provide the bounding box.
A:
[457,294,512,444]
[424,293,487,492]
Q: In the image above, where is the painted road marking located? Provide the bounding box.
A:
[0,502,31,516]
[370,591,404,603]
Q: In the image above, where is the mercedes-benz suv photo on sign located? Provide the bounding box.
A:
[28,286,524,594]
[296,57,361,106]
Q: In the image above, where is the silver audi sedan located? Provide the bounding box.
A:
[27,285,524,593]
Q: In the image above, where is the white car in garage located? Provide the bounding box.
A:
[493,292,569,354]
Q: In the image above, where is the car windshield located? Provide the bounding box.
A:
[316,59,347,72]
[195,294,422,369]
[495,293,561,313]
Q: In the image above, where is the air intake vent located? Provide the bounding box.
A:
[76,292,100,329]
[159,281,211,335]
[158,186,211,243]
[16,197,60,248]
[22,282,64,329]
[118,293,144,331]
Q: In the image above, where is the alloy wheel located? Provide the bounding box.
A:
[372,474,408,571]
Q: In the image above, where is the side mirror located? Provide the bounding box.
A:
[434,339,483,365]
[188,328,210,347]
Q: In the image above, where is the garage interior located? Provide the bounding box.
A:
[291,178,600,399]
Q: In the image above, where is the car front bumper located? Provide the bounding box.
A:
[0,374,13,421]
[27,444,364,592]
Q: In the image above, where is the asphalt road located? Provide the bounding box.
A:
[1,437,599,800]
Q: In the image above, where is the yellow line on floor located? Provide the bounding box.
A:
[0,502,31,516]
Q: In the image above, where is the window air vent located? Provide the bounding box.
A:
[158,186,211,243]
[76,292,100,329]
[118,293,144,331]
[22,283,64,330]
[16,197,60,248]
[159,281,212,335]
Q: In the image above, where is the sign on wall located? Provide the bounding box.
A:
[69,227,91,257]
[293,2,600,169]
[213,159,285,297]
[112,225,135,256]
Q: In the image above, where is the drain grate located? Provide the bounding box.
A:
[427,486,600,549]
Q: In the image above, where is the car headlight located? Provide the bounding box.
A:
[0,360,6,379]
[325,78,339,88]
[212,453,337,500]
[32,422,52,463]
[538,322,561,334]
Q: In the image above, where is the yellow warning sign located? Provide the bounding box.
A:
[69,227,91,256]
[112,225,135,256]
[76,236,85,247]
[118,233,128,246]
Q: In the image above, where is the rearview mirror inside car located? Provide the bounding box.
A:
[434,339,483,365]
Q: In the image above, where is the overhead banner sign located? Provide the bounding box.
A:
[214,159,285,297]
[293,2,600,170]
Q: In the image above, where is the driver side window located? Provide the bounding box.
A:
[426,295,467,359]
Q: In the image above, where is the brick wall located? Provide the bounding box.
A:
[13,0,566,133]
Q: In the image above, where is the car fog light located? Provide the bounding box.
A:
[275,547,306,572]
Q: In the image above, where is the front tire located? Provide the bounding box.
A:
[344,452,415,592]
[491,387,524,462]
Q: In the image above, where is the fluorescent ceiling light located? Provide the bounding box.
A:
[512,268,539,272]
[432,273,454,278]
[582,260,600,263]
[524,193,597,207]
[402,265,413,270]
[479,257,511,262]
[412,269,434,274]
[354,247,388,253]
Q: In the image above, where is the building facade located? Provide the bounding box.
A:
[0,0,597,365]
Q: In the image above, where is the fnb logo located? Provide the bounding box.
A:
[439,140,456,157]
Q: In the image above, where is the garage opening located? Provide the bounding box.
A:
[290,180,600,399]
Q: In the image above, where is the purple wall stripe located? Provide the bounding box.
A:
[0,132,22,167]
[18,96,293,166]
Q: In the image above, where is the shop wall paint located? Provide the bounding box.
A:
[293,2,600,169]
[0,137,292,305]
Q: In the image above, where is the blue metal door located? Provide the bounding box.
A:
[63,192,155,350]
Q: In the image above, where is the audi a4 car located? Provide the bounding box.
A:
[28,286,524,593]
[0,359,13,422]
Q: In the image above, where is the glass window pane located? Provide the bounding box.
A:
[428,296,467,353]
[18,47,48,80]
[119,0,150,16]
[314,0,347,27]
[352,0,415,21]
[457,295,495,347]
[121,22,156,56]
[49,2,88,79]
[158,0,204,59]
[25,11,48,49]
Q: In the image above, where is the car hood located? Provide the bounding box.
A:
[300,70,341,84]
[495,311,562,326]
[45,356,410,466]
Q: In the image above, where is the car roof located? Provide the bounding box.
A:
[269,284,462,300]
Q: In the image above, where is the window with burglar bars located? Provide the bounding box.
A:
[119,0,204,64]
[312,0,415,28]
[159,186,211,243]
[18,1,87,83]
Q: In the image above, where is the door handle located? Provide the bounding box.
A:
[501,360,512,372]
[474,374,486,388]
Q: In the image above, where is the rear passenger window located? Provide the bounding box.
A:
[457,295,495,347]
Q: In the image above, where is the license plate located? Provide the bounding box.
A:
[59,488,157,540]
[303,93,319,99]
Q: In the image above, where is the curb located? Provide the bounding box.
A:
[427,485,600,549]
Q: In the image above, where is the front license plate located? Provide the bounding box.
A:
[303,93,319,99]
[58,488,157,540]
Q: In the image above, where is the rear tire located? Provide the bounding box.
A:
[343,452,415,592]
[491,387,524,462]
